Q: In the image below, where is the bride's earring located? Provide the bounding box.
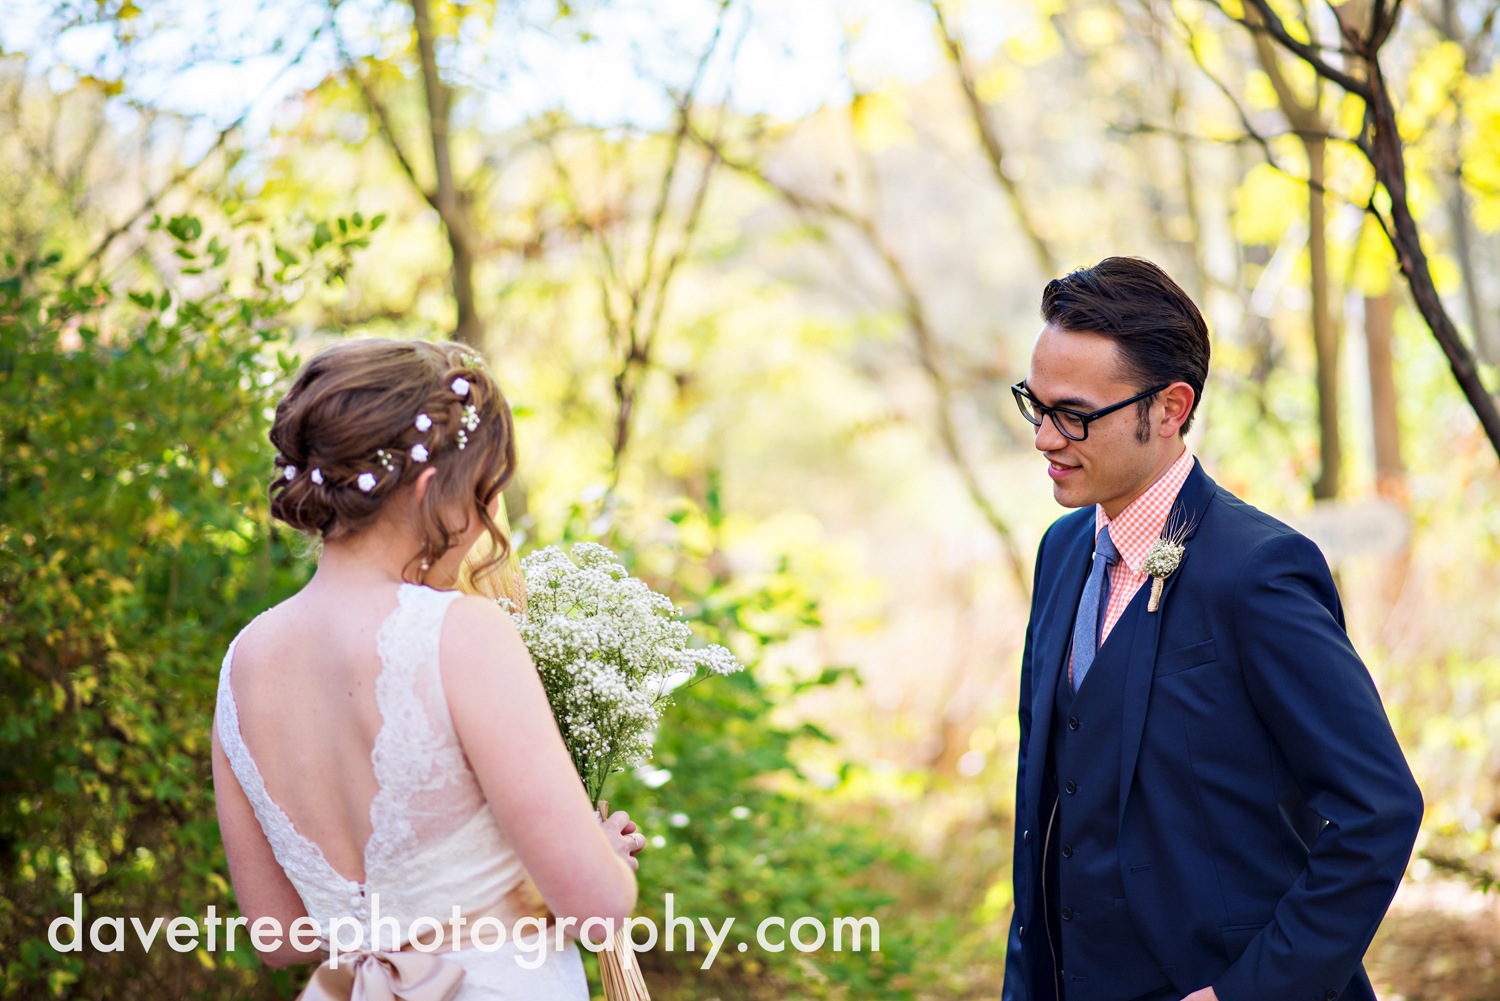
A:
[419,539,430,574]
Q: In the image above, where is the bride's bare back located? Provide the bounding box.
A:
[227,583,395,885]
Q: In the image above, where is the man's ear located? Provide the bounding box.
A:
[1158,382,1196,438]
[411,466,438,506]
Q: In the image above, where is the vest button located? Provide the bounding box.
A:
[1061,844,1073,858]
[1061,908,1073,921]
[1068,716,1080,730]
[1064,781,1077,794]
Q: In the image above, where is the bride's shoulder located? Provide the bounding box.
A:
[437,593,530,682]
[222,597,298,666]
[439,591,521,644]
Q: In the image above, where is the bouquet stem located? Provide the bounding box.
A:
[597,801,652,1001]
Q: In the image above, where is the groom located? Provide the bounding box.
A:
[1002,258,1423,1001]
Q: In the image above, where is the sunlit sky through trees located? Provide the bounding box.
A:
[0,0,988,147]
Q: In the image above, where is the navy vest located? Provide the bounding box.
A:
[1044,586,1172,1001]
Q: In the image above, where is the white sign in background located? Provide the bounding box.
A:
[1283,498,1411,565]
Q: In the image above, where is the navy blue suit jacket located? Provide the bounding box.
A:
[1003,459,1423,1001]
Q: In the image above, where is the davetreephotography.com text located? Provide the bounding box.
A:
[48,893,879,970]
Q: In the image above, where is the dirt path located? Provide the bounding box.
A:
[1365,877,1500,1001]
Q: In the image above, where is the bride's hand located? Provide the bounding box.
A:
[601,811,645,871]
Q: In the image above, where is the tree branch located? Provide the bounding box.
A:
[340,47,435,207]
[1204,0,1369,95]
[691,127,1033,597]
[72,16,331,279]
[928,0,1058,276]
[71,123,237,280]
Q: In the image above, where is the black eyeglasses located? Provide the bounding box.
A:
[1011,381,1171,441]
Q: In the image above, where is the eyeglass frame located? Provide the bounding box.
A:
[1011,380,1173,441]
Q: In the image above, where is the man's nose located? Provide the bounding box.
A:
[1034,414,1068,452]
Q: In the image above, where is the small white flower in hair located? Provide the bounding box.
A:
[311,468,324,485]
[415,413,433,432]
[451,377,471,397]
[411,444,429,462]
[357,472,377,493]
[284,465,297,480]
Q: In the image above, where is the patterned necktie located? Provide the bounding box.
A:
[1070,524,1118,692]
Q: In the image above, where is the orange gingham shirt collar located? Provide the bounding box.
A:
[1096,447,1196,644]
[1068,448,1196,683]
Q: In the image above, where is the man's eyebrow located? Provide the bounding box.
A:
[1031,390,1096,410]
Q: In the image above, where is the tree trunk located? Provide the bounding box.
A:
[1307,136,1341,499]
[411,0,483,348]
[1447,163,1495,363]
[1438,0,1497,364]
[1249,23,1342,497]
[1364,286,1411,608]
[1365,289,1404,496]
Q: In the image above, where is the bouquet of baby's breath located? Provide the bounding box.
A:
[505,544,740,1000]
[506,542,742,804]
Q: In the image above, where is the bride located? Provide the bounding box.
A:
[212,339,642,1000]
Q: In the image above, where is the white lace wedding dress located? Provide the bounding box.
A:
[216,583,589,999]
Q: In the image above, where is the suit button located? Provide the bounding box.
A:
[1065,781,1077,794]
[1023,829,1031,845]
[1325,993,1337,1001]
[1018,924,1026,939]
[1068,716,1079,730]
[1061,844,1073,858]
[1061,908,1073,921]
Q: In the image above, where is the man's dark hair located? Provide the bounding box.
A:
[1040,257,1210,440]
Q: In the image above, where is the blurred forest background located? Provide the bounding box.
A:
[3,0,1500,997]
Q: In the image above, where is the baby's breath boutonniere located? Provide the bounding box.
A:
[1142,513,1196,612]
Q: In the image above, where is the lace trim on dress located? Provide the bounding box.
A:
[365,585,470,880]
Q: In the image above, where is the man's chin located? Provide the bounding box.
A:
[1051,480,1094,509]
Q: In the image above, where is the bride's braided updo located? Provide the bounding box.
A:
[268,339,516,585]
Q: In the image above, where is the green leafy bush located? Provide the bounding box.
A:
[548,495,935,1000]
[0,215,372,999]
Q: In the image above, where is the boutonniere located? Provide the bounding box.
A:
[1141,513,1196,612]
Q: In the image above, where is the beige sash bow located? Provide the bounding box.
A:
[294,879,555,1001]
[297,949,464,1001]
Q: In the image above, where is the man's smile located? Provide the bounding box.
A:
[1047,457,1081,480]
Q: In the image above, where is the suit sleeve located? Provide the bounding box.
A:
[1003,528,1050,1001]
[1213,532,1423,1001]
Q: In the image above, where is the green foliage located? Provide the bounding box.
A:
[541,493,931,999]
[0,213,374,999]
[607,678,917,1000]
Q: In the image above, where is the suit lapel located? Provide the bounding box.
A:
[1117,458,1219,826]
[1024,512,1095,830]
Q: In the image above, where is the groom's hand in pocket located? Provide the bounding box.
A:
[602,811,645,871]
